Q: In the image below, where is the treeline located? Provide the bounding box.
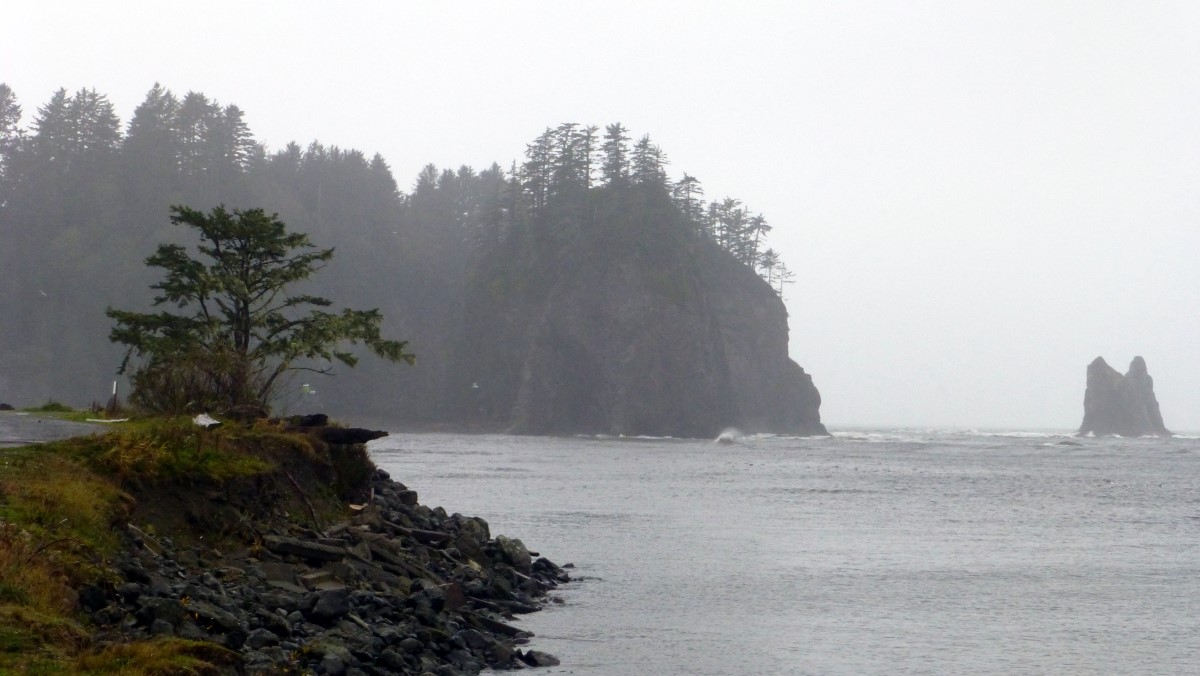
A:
[0,82,796,409]
[511,123,794,291]
[0,83,406,405]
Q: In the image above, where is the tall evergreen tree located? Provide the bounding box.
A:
[122,84,182,232]
[757,248,781,287]
[107,205,413,413]
[176,91,219,179]
[630,134,668,188]
[0,83,22,205]
[672,173,704,230]
[521,127,553,215]
[747,213,771,267]
[30,88,73,168]
[600,123,630,188]
[0,84,22,163]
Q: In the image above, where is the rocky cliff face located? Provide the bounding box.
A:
[453,213,826,438]
[1078,356,1170,437]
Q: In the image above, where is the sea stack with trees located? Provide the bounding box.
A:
[0,83,826,438]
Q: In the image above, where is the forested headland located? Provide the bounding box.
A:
[0,83,823,436]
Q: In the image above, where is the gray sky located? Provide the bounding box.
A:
[5,1,1199,430]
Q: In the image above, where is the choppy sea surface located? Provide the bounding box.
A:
[369,428,1200,675]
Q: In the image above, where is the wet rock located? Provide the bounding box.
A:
[399,636,424,654]
[254,609,291,638]
[534,556,571,583]
[321,653,346,675]
[222,627,248,650]
[79,441,571,675]
[78,585,108,613]
[263,535,345,563]
[1079,356,1172,437]
[521,649,562,667]
[136,597,184,627]
[379,648,408,669]
[493,535,532,573]
[245,627,280,649]
[188,599,244,634]
[308,588,351,624]
[179,621,206,640]
[150,619,175,636]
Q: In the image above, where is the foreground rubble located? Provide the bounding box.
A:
[81,441,569,675]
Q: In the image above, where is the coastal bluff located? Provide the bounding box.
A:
[0,417,568,674]
[454,219,828,438]
[1078,356,1171,437]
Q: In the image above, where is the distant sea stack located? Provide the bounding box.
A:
[1078,356,1171,437]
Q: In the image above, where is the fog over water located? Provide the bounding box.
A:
[372,430,1200,674]
[5,1,1199,429]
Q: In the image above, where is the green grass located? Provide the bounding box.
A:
[0,417,327,673]
[72,639,242,674]
[46,417,284,482]
[23,400,75,414]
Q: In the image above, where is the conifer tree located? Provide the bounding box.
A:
[600,123,630,187]
[176,91,219,179]
[672,173,704,230]
[0,83,22,201]
[122,84,182,226]
[521,128,554,215]
[630,134,669,188]
[107,205,413,413]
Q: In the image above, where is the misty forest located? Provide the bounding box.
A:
[0,83,824,437]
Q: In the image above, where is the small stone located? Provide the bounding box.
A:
[245,627,280,649]
[321,653,346,675]
[309,587,351,623]
[221,627,247,650]
[458,628,491,650]
[378,649,407,670]
[149,618,174,636]
[136,597,183,627]
[399,636,424,654]
[521,650,561,667]
[178,621,205,640]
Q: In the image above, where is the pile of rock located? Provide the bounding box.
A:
[83,467,569,675]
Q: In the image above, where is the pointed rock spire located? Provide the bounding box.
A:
[1078,356,1170,437]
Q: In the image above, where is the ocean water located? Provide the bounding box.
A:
[369,429,1200,675]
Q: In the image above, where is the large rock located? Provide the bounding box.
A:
[1078,356,1171,437]
[457,220,827,438]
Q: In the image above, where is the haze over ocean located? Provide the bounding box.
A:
[374,429,1200,675]
[6,1,1197,429]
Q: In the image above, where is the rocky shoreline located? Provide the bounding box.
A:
[77,438,570,675]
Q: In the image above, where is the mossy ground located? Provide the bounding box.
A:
[0,413,360,673]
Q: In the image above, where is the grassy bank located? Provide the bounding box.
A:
[0,415,352,674]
